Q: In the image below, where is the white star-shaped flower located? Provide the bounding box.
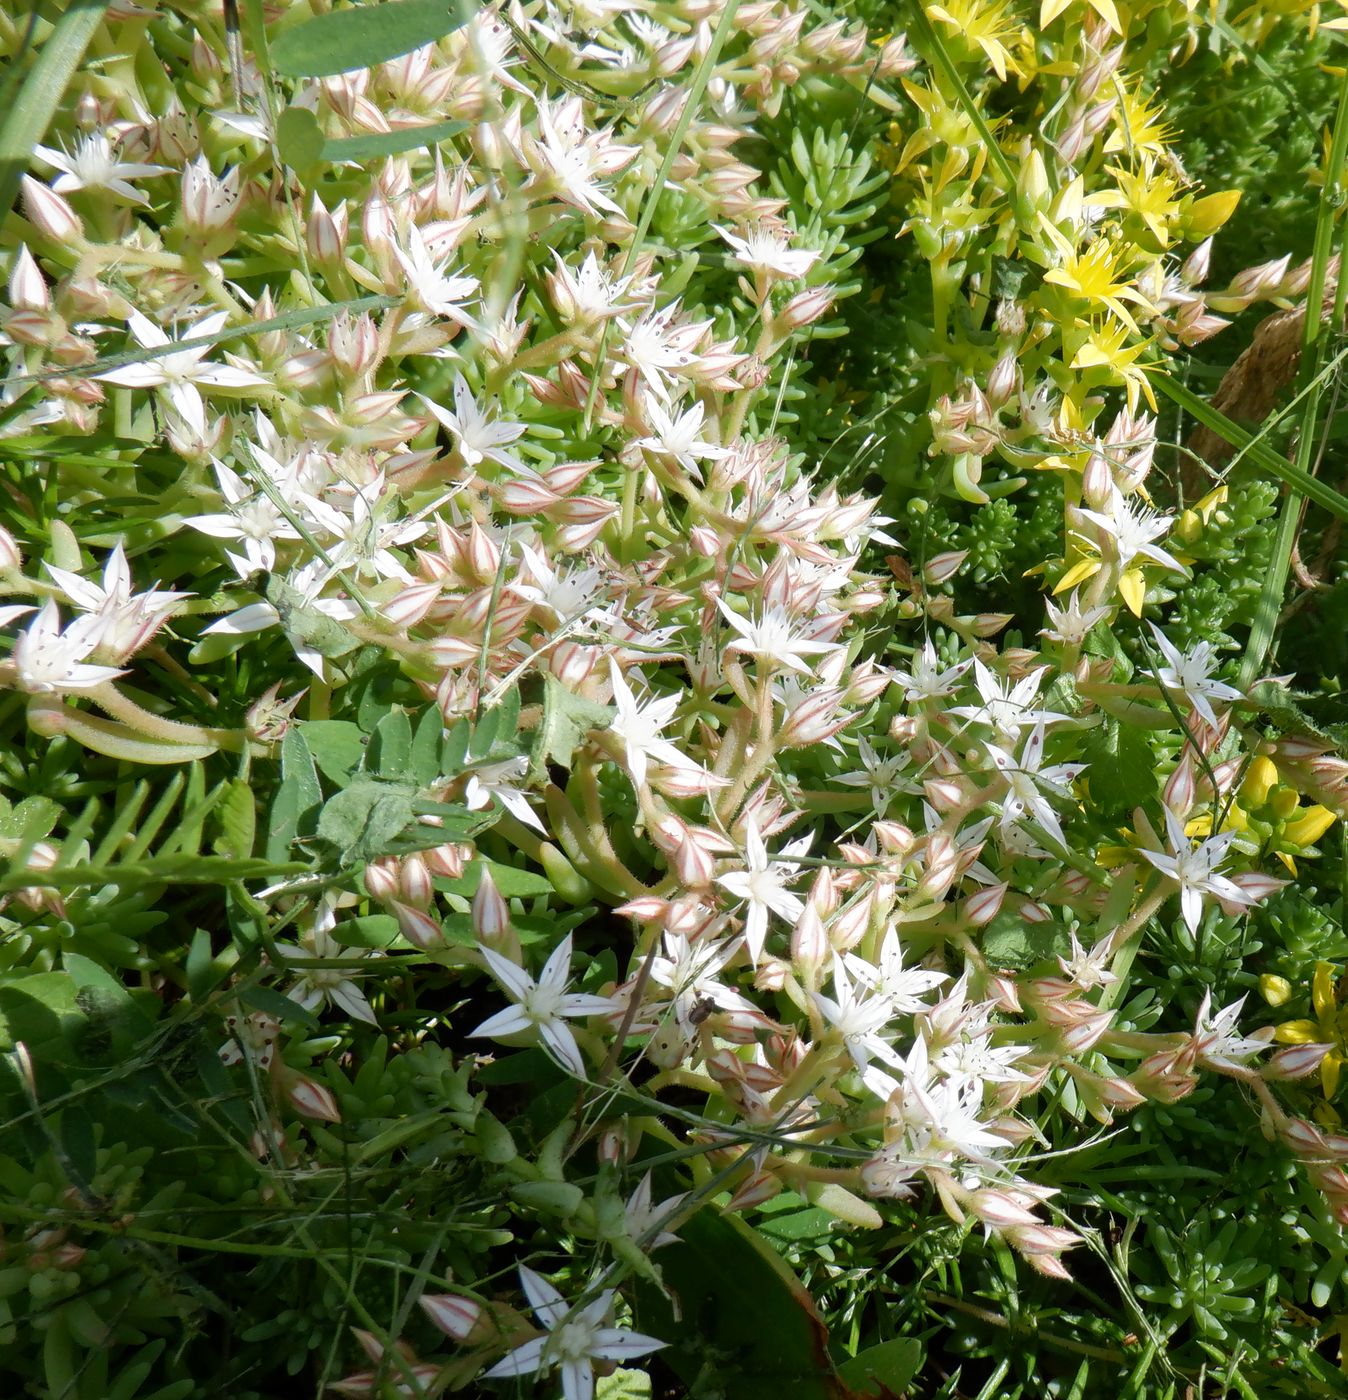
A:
[9,599,127,694]
[393,224,480,328]
[633,396,727,481]
[482,1266,664,1400]
[608,660,698,792]
[715,819,810,966]
[714,597,838,676]
[97,310,268,438]
[419,376,527,472]
[714,223,821,280]
[32,133,170,205]
[470,934,619,1078]
[1147,624,1243,730]
[890,639,970,703]
[1138,807,1255,935]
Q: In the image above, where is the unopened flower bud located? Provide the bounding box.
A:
[284,1071,342,1123]
[472,867,510,943]
[420,1293,485,1343]
[21,177,83,243]
[1259,973,1293,1007]
[392,900,443,950]
[777,284,837,331]
[363,857,399,903]
[1263,1042,1331,1081]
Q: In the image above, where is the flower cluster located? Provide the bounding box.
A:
[0,0,1342,1392]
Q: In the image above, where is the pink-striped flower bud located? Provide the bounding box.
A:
[472,867,510,944]
[1262,1042,1331,1082]
[498,476,562,514]
[392,900,443,950]
[284,1071,342,1123]
[329,310,380,380]
[21,177,83,243]
[1182,237,1213,287]
[790,903,828,980]
[0,523,22,572]
[777,284,837,331]
[964,882,1007,926]
[672,832,715,888]
[1281,1116,1330,1158]
[1164,757,1196,818]
[1056,1010,1115,1055]
[1005,1222,1080,1258]
[985,973,1022,1014]
[726,1168,782,1213]
[424,842,468,879]
[969,1189,1041,1229]
[364,857,399,903]
[779,687,851,747]
[383,581,441,630]
[1229,253,1292,302]
[307,193,348,265]
[1081,448,1113,510]
[829,890,873,951]
[420,1293,485,1343]
[399,853,434,909]
[8,245,49,311]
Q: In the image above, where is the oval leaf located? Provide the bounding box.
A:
[270,0,474,78]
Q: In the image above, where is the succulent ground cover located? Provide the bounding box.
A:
[1,0,1348,1396]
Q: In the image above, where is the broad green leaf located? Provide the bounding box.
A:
[317,778,416,863]
[267,727,323,863]
[0,971,84,1059]
[1080,720,1155,818]
[333,914,403,949]
[633,1207,854,1400]
[270,0,474,78]
[214,779,257,859]
[838,1339,922,1397]
[301,720,368,785]
[530,673,613,780]
[63,952,154,1061]
[324,120,467,164]
[0,795,61,842]
[980,910,1071,970]
[410,705,446,785]
[368,708,414,780]
[275,105,325,173]
[437,859,555,899]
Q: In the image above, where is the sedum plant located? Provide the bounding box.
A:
[0,0,1346,1395]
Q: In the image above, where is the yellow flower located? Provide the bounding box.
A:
[926,0,1025,81]
[1103,84,1175,160]
[1041,229,1156,335]
[1069,319,1158,414]
[1100,161,1183,247]
[1039,0,1121,35]
[1275,962,1348,1100]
